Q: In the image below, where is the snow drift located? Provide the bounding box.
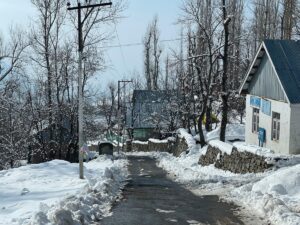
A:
[0,155,128,225]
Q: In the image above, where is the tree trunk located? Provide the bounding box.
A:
[205,104,212,132]
[197,113,206,147]
[220,0,230,142]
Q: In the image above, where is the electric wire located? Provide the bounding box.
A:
[99,38,182,49]
[112,18,128,72]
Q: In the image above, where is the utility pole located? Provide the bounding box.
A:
[67,1,112,179]
[117,80,132,153]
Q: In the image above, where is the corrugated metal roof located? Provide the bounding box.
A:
[240,40,300,104]
[264,40,300,104]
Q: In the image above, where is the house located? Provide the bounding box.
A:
[128,90,177,141]
[239,40,300,155]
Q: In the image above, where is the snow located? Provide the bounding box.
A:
[87,140,99,146]
[148,138,168,144]
[0,155,128,225]
[156,208,176,214]
[229,164,300,225]
[132,140,148,145]
[87,151,99,160]
[205,123,245,141]
[208,140,233,155]
[177,128,196,149]
[233,142,275,156]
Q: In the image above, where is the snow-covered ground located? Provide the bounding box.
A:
[229,164,300,225]
[194,123,245,142]
[129,127,300,225]
[0,154,128,225]
[206,123,245,141]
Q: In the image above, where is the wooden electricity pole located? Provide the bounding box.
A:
[67,1,112,179]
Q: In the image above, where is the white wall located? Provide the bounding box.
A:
[245,95,291,154]
[289,104,300,154]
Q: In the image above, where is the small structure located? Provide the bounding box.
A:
[239,40,300,154]
[31,115,77,163]
[98,142,113,155]
[128,90,177,141]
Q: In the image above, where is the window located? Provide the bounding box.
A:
[252,108,259,133]
[272,112,280,141]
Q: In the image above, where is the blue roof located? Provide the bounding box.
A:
[264,40,300,104]
[240,40,300,104]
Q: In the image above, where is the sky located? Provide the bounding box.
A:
[0,0,182,90]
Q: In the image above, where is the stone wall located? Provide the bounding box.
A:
[199,144,273,174]
[88,144,98,152]
[131,141,148,152]
[172,137,189,157]
[148,140,170,152]
[128,136,188,155]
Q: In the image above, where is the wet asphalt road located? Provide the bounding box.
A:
[100,156,245,225]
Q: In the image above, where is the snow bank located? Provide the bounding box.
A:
[233,142,274,156]
[0,155,128,225]
[177,128,196,149]
[87,140,99,146]
[206,123,245,141]
[132,140,148,145]
[208,140,233,155]
[228,164,300,225]
[148,138,168,144]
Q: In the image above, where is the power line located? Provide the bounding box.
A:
[112,19,128,71]
[99,38,182,49]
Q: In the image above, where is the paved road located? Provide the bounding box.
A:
[100,156,246,225]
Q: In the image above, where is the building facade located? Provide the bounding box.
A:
[240,40,300,154]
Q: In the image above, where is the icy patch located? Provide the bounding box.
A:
[156,208,176,214]
[166,218,178,223]
[187,219,202,225]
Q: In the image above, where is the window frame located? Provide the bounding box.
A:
[252,108,260,133]
[271,112,280,141]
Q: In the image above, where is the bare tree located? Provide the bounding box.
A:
[0,27,29,82]
[28,0,125,162]
[180,0,222,146]
[282,0,296,39]
[0,78,32,169]
[143,16,162,90]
